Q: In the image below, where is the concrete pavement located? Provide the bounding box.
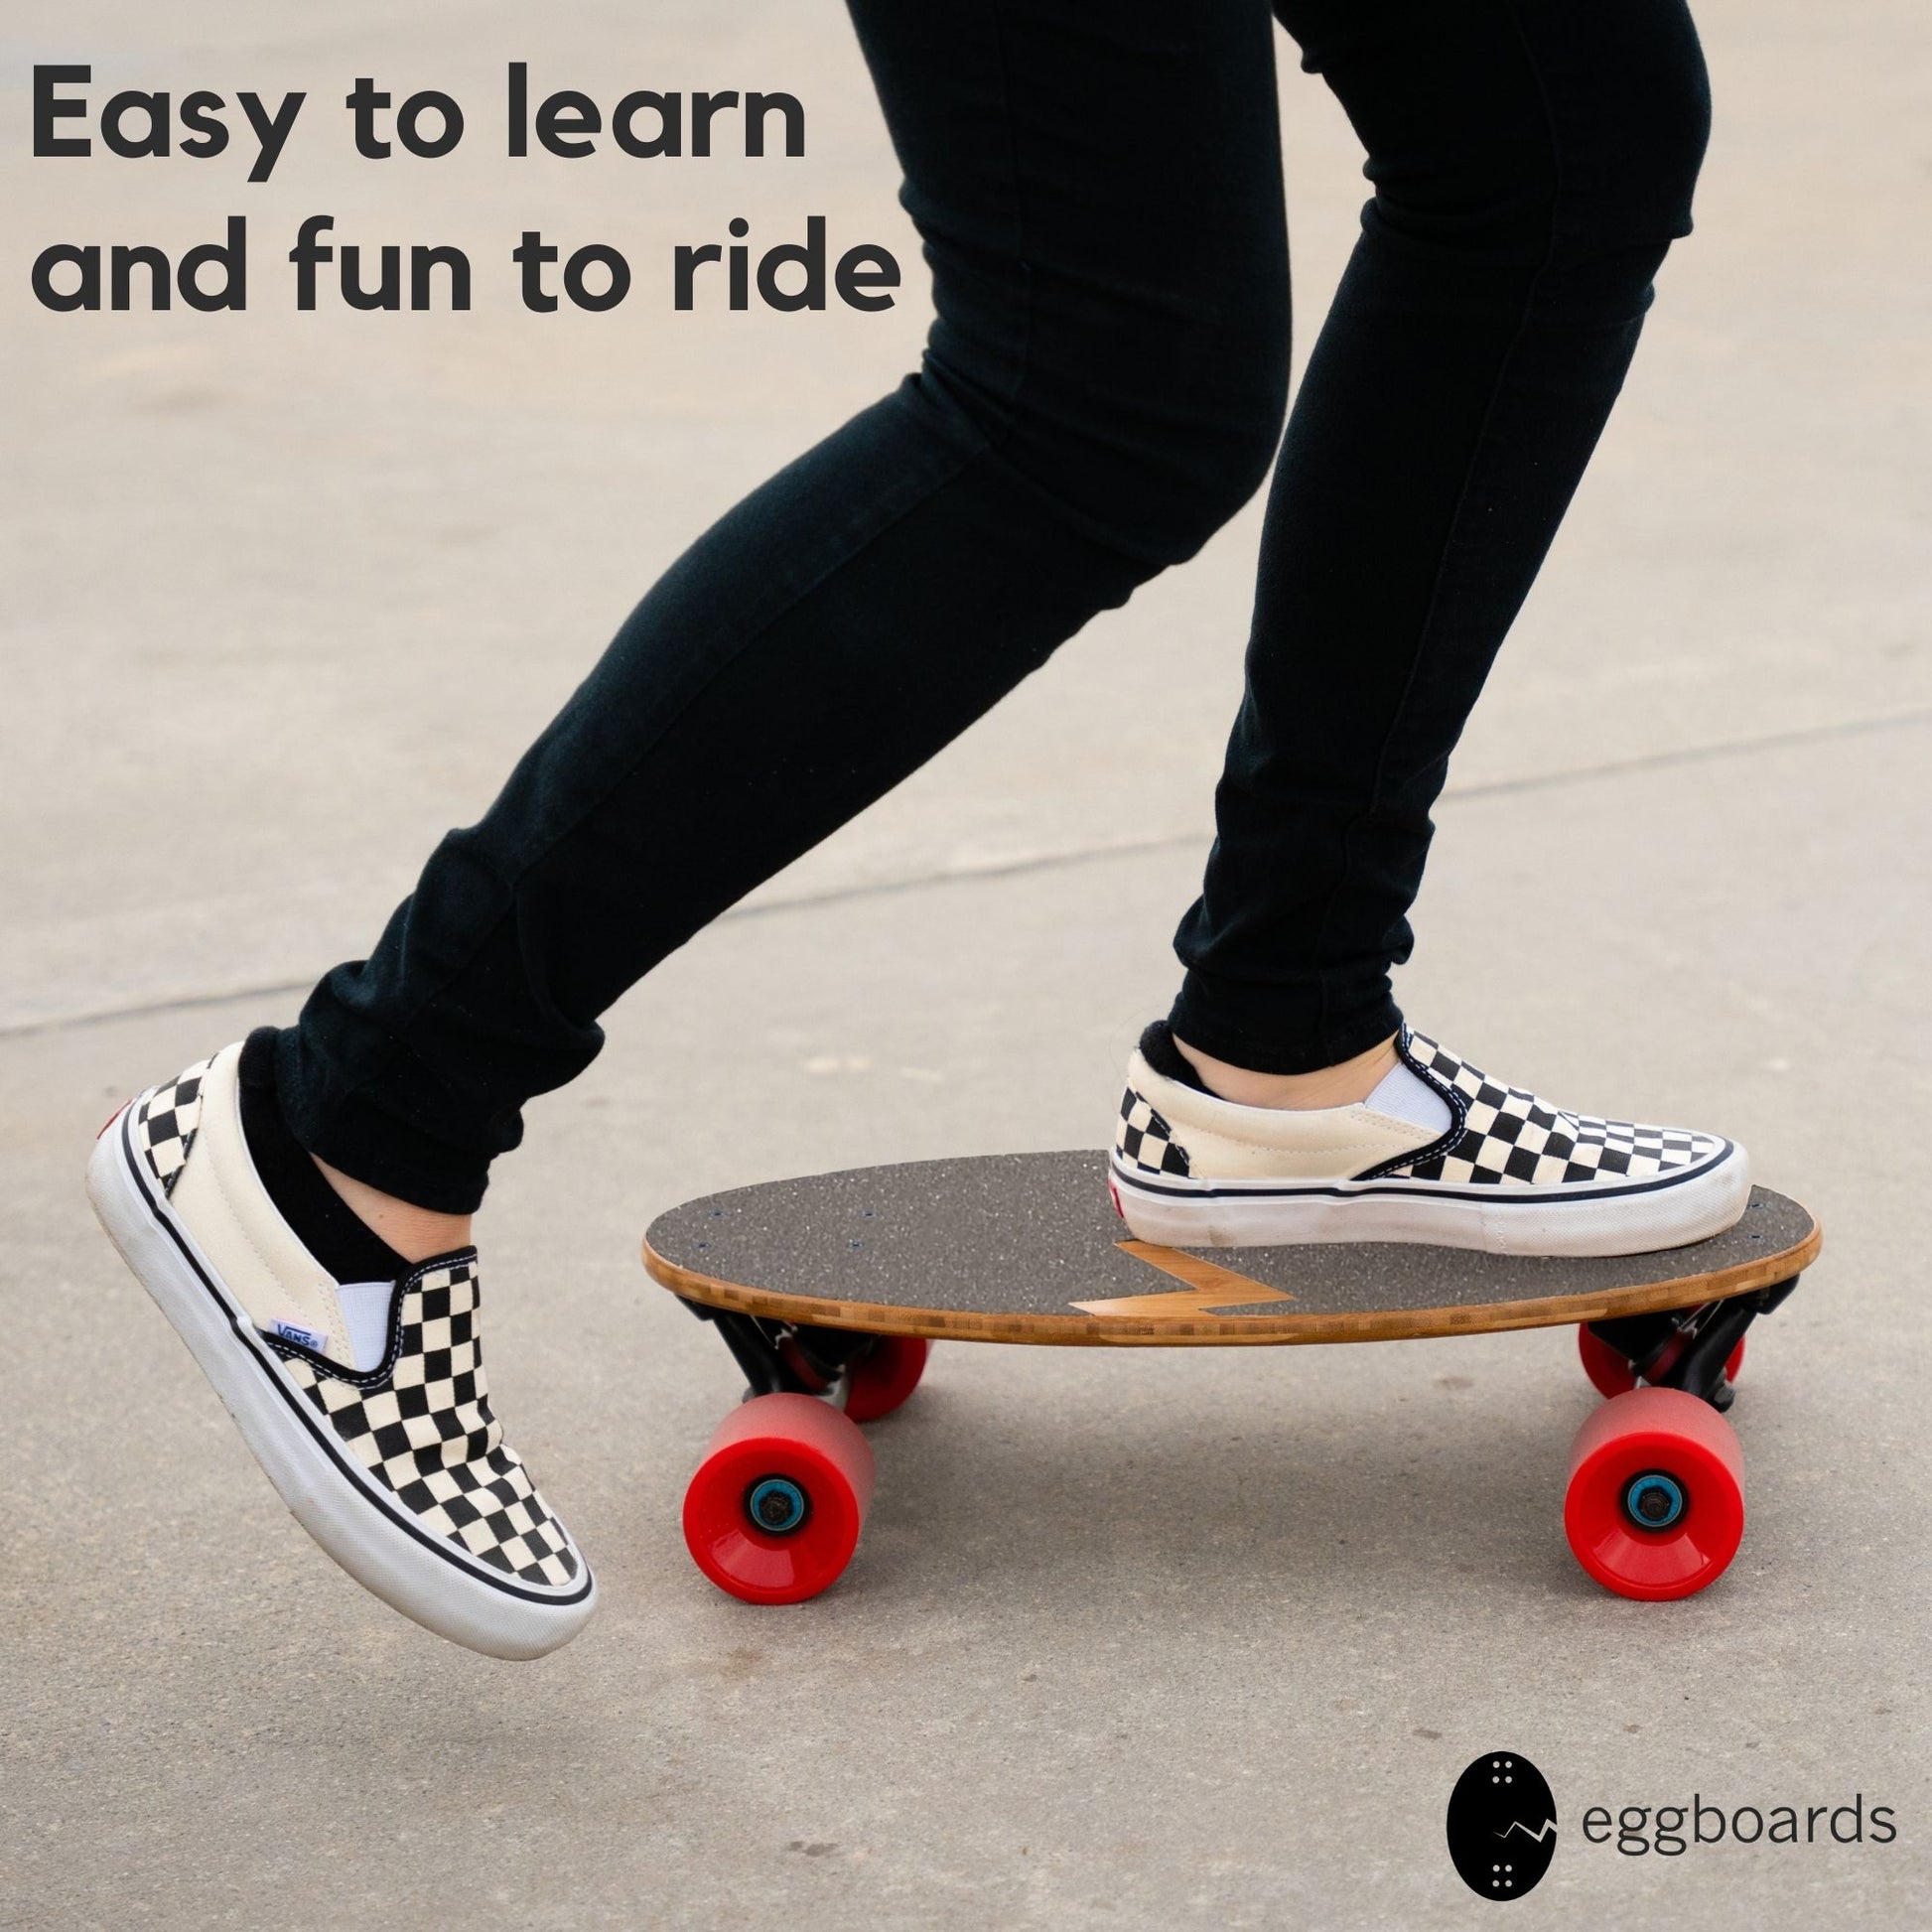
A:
[3,1,1928,1925]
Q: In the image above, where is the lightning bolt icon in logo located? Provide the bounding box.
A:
[1495,1819,1558,1844]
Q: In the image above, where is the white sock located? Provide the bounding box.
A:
[1364,1059,1452,1137]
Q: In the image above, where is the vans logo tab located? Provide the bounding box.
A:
[268,1318,330,1354]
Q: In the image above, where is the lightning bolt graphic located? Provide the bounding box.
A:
[1069,1243,1296,1318]
[1495,1820,1558,1844]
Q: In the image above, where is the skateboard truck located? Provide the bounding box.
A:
[678,1298,880,1400]
[1584,1274,1799,1411]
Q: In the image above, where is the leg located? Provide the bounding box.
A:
[280,0,1292,1211]
[89,0,1293,1659]
[1171,0,1713,1075]
[1109,0,1741,1255]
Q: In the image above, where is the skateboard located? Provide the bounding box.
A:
[642,1152,1820,1607]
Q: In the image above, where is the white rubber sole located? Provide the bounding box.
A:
[86,1100,596,1660]
[1109,1143,1752,1256]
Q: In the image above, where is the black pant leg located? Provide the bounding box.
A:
[280,0,1291,1210]
[1171,0,1711,1072]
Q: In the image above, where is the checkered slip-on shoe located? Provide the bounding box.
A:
[1109,1027,1750,1256]
[86,1039,595,1659]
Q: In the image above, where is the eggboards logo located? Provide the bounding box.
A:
[1447,1751,1558,1899]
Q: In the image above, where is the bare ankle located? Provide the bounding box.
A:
[1172,1034,1400,1110]
[312,1156,473,1264]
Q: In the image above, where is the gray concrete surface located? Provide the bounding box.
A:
[3,1,1928,1926]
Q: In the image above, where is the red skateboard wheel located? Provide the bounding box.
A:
[1577,1325,1746,1399]
[1564,1387,1744,1601]
[1578,1324,1638,1398]
[682,1393,876,1604]
[842,1335,930,1424]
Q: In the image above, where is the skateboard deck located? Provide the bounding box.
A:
[643,1151,1819,1345]
[642,1153,1819,1609]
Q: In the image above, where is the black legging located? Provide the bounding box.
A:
[279,0,1711,1211]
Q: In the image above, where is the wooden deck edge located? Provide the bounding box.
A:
[639,1212,1821,1348]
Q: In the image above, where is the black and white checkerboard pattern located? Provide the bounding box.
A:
[1115,1086,1192,1177]
[274,1259,579,1588]
[135,1058,213,1197]
[1393,1034,1721,1188]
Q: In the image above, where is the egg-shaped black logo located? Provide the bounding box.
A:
[1446,1751,1557,1900]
